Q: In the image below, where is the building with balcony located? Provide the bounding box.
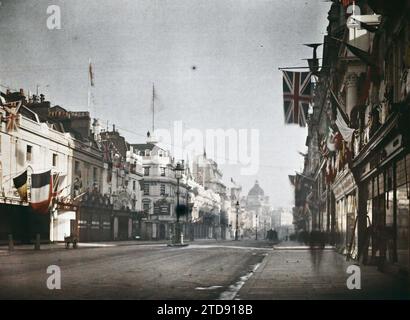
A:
[131,134,189,240]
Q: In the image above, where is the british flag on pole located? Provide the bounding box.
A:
[282,71,312,127]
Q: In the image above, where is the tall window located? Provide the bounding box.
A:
[74,161,81,176]
[144,167,150,176]
[52,153,58,167]
[133,180,136,191]
[93,167,98,182]
[143,183,149,195]
[143,203,150,215]
[26,145,32,162]
[396,155,410,269]
[160,184,166,196]
[160,167,166,176]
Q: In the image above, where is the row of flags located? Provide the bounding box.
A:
[12,170,61,215]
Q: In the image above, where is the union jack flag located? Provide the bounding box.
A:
[282,71,312,127]
[3,101,22,132]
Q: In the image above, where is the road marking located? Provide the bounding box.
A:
[195,286,223,291]
[273,246,335,250]
[181,244,270,251]
[218,262,262,300]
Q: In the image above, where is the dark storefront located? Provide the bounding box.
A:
[78,192,112,242]
[354,111,410,271]
[0,203,49,244]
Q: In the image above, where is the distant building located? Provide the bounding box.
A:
[131,134,188,240]
[191,151,227,239]
[244,180,273,238]
[99,127,144,240]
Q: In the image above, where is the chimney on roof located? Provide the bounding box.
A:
[40,94,45,102]
[19,88,24,96]
[146,130,158,144]
[113,124,115,132]
[92,118,101,142]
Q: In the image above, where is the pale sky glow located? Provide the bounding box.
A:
[0,0,330,208]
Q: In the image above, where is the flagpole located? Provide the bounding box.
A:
[88,58,91,110]
[152,83,155,134]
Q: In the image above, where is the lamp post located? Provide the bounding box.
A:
[174,161,184,244]
[235,201,240,241]
[255,213,258,240]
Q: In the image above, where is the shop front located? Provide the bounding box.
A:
[332,169,357,256]
[353,111,410,271]
[78,191,112,242]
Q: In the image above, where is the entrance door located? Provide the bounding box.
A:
[159,224,166,240]
[70,219,78,238]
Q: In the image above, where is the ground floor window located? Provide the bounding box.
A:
[396,154,410,269]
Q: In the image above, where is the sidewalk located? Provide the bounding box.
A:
[237,248,410,300]
[0,240,174,254]
[0,238,225,255]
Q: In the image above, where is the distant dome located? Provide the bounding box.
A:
[248,180,264,196]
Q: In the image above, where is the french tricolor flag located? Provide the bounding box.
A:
[30,170,52,214]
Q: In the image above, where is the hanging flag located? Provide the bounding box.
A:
[52,172,61,198]
[330,89,356,144]
[340,0,354,8]
[288,175,295,186]
[326,127,336,152]
[102,140,113,163]
[282,71,312,127]
[332,37,377,67]
[13,170,28,201]
[89,59,95,87]
[335,108,355,144]
[3,101,22,132]
[345,42,377,67]
[30,170,52,214]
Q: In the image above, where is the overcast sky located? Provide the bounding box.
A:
[0,0,330,209]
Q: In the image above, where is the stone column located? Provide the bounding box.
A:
[345,72,359,119]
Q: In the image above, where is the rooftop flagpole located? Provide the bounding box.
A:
[152,83,155,134]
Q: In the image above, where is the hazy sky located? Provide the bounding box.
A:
[0,0,330,208]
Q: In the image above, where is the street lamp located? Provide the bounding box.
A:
[256,213,258,240]
[235,201,240,241]
[174,161,184,244]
